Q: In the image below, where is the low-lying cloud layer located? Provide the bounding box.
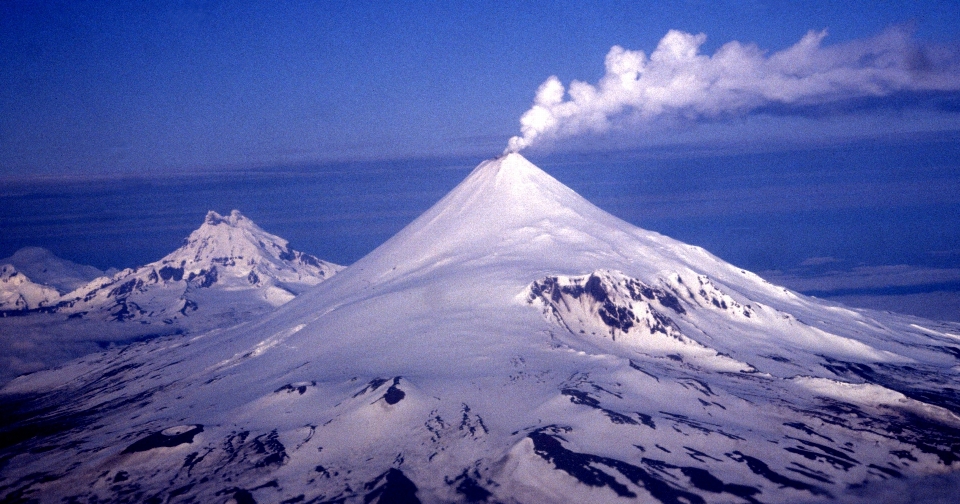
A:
[506,27,960,153]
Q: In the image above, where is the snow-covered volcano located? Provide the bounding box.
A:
[55,209,343,326]
[2,154,960,503]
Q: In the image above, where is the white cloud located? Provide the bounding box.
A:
[506,27,960,153]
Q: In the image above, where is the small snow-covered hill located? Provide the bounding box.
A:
[2,155,959,503]
[0,246,108,294]
[56,209,343,326]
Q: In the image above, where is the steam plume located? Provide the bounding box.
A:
[506,27,960,153]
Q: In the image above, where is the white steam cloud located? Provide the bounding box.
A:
[506,27,960,153]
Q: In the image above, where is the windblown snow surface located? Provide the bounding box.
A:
[2,154,960,503]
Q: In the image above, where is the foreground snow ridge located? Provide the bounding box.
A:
[2,153,960,503]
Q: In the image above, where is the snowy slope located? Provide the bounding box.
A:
[2,154,960,503]
[0,247,108,294]
[56,209,343,327]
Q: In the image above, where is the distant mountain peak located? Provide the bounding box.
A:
[170,209,330,277]
[162,208,345,289]
[56,210,343,325]
[7,246,57,262]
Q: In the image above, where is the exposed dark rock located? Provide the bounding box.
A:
[179,299,198,315]
[383,377,405,405]
[300,253,324,269]
[363,468,420,504]
[783,436,860,471]
[354,378,389,398]
[820,355,960,416]
[216,488,258,504]
[726,450,831,497]
[108,278,144,298]
[158,266,184,282]
[279,246,297,262]
[785,462,834,484]
[110,300,144,321]
[530,271,683,339]
[121,424,203,454]
[529,426,707,503]
[937,346,960,360]
[445,469,492,502]
[560,388,639,425]
[561,388,600,408]
[275,382,317,395]
[660,412,743,440]
[629,360,660,381]
[458,404,489,437]
[635,412,657,429]
[187,267,218,288]
[252,430,289,468]
[642,458,761,503]
[783,422,834,443]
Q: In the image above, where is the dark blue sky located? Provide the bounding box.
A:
[2,0,960,175]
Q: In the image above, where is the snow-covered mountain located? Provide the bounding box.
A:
[56,209,343,326]
[0,264,61,311]
[2,154,960,503]
[0,211,343,386]
[0,246,109,294]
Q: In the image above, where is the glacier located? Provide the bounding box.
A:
[1,153,959,503]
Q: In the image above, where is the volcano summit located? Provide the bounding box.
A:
[2,154,960,503]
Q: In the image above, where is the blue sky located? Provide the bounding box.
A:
[2,0,960,174]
